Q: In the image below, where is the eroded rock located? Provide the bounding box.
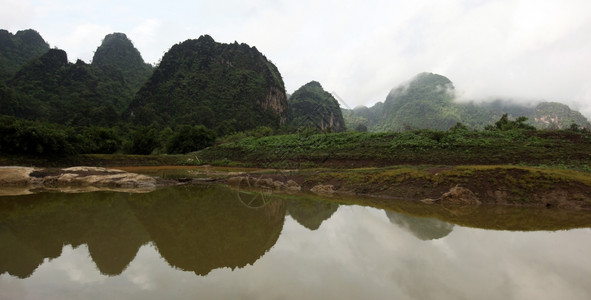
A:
[0,167,37,186]
[0,166,157,194]
[422,186,481,205]
[310,184,335,194]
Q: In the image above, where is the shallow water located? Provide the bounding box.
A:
[1,185,590,300]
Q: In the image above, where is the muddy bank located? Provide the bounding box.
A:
[2,165,591,210]
[223,166,591,210]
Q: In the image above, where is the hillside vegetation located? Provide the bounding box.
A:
[0,29,49,81]
[344,73,591,132]
[126,35,287,135]
[287,81,346,132]
[1,28,590,159]
[197,123,591,170]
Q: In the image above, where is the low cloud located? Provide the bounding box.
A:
[2,0,590,118]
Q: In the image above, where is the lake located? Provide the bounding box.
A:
[1,184,590,300]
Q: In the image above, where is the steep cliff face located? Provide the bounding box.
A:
[531,102,591,129]
[126,35,287,134]
[287,81,346,132]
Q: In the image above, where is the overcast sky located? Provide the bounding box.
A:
[2,0,591,117]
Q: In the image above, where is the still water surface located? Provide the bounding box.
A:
[1,185,590,300]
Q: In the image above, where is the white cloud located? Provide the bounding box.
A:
[131,18,164,63]
[9,206,591,299]
[0,0,35,29]
[58,23,113,62]
[3,0,591,118]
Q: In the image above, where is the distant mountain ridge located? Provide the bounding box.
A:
[344,72,591,131]
[0,28,588,136]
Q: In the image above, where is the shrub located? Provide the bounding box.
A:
[167,125,216,154]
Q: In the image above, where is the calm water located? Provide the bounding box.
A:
[1,185,590,300]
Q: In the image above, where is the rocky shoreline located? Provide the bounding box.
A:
[2,165,591,210]
[0,166,160,195]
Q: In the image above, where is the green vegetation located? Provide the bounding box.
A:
[0,29,49,81]
[125,35,287,135]
[166,125,216,154]
[1,28,590,169]
[0,115,214,157]
[197,121,591,170]
[344,73,591,132]
[377,72,461,131]
[287,81,346,132]
[1,49,133,126]
[91,32,153,93]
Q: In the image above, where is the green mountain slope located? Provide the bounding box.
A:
[126,35,287,135]
[0,32,157,126]
[2,49,129,126]
[345,72,590,132]
[0,29,49,81]
[373,72,461,131]
[530,102,591,129]
[91,32,152,93]
[288,81,346,132]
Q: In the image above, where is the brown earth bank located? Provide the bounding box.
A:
[2,165,591,210]
[220,165,591,210]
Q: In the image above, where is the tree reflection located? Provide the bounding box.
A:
[129,186,286,276]
[285,197,339,230]
[385,210,454,240]
[0,185,286,278]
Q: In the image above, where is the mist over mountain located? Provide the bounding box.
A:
[126,35,288,135]
[344,73,591,132]
[288,81,346,132]
[0,27,588,142]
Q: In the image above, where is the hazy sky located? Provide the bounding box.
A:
[2,0,591,117]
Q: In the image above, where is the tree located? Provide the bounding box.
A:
[166,125,216,154]
[354,124,368,132]
[127,126,161,154]
[489,114,536,131]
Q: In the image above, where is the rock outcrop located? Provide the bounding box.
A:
[422,186,481,205]
[0,166,157,195]
[226,176,301,192]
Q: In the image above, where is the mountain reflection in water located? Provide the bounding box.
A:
[0,185,289,278]
[2,185,591,299]
[385,210,454,240]
[285,196,339,230]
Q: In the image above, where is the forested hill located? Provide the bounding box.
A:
[2,49,135,126]
[0,29,49,82]
[378,72,460,131]
[126,35,288,135]
[287,81,346,132]
[91,32,152,93]
[0,31,153,126]
[344,73,591,132]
